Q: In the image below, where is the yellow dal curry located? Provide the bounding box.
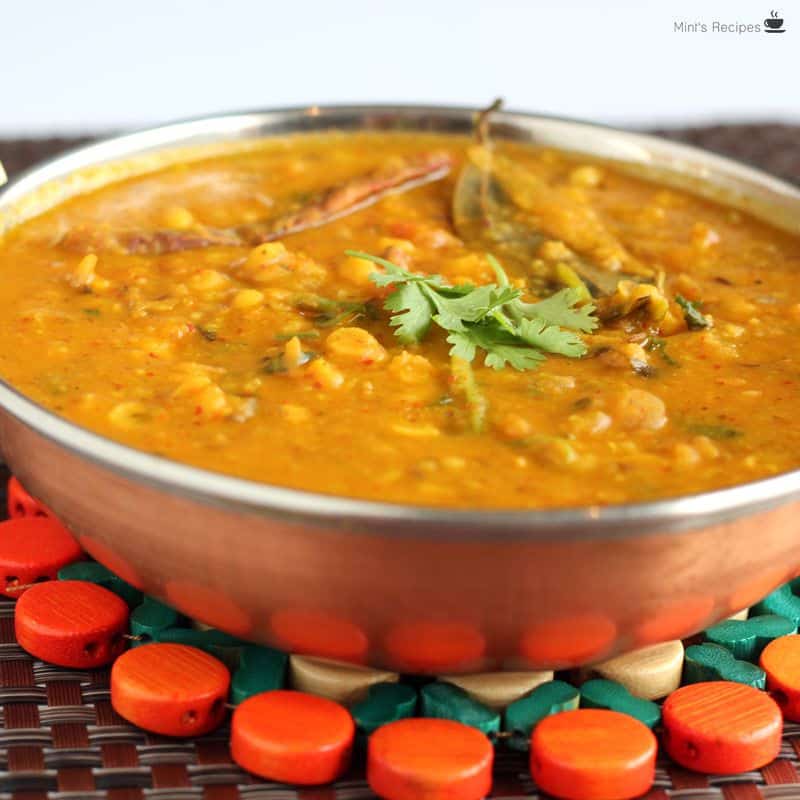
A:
[0,132,798,508]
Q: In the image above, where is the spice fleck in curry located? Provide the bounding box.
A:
[0,131,798,508]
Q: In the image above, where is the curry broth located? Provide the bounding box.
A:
[0,132,798,508]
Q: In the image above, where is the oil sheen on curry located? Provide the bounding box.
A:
[0,130,798,509]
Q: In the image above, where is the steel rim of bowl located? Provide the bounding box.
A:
[1,103,799,540]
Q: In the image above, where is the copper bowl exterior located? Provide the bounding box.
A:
[1,106,800,672]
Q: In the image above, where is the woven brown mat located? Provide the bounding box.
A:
[1,127,800,798]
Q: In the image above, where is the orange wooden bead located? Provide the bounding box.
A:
[662,681,782,774]
[231,690,354,784]
[760,634,800,721]
[111,643,230,737]
[368,718,493,800]
[15,580,129,667]
[7,477,51,519]
[530,709,656,800]
[0,517,83,597]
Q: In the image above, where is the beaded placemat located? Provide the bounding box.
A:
[1,126,800,799]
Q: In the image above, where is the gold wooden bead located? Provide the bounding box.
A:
[289,655,398,704]
[590,640,684,700]
[440,670,555,710]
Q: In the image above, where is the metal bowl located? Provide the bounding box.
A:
[1,106,800,672]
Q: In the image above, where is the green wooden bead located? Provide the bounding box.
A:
[153,626,242,647]
[153,627,245,670]
[683,643,766,689]
[704,614,796,661]
[230,645,288,705]
[58,562,143,608]
[752,579,800,625]
[351,682,418,735]
[130,598,184,643]
[421,681,500,736]
[504,680,580,751]
[579,679,661,729]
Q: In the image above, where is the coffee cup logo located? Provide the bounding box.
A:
[764,9,785,31]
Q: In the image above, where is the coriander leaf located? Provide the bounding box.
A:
[433,284,476,297]
[686,422,742,440]
[425,289,467,333]
[369,267,410,288]
[275,330,320,341]
[457,326,546,371]
[432,310,467,332]
[486,253,512,287]
[445,330,478,362]
[676,295,710,330]
[514,288,598,333]
[436,285,521,323]
[263,349,316,374]
[516,317,588,357]
[427,285,518,334]
[197,326,218,341]
[294,294,371,327]
[645,337,679,366]
[384,282,433,343]
[485,344,546,371]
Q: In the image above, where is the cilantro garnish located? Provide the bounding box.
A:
[344,250,597,370]
[676,295,710,330]
[294,295,375,328]
[645,337,680,367]
[450,355,488,433]
[686,422,742,440]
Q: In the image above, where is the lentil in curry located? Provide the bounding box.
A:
[0,131,798,508]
